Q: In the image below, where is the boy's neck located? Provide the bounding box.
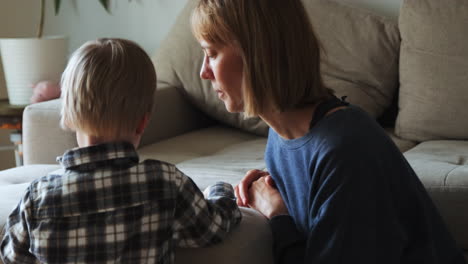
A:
[76,131,141,149]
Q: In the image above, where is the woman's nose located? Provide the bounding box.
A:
[200,58,214,80]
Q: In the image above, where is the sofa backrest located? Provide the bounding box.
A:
[306,0,400,118]
[154,0,400,136]
[395,0,468,142]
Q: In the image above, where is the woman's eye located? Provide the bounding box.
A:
[204,50,216,59]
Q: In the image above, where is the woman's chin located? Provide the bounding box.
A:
[225,106,238,113]
[224,102,244,113]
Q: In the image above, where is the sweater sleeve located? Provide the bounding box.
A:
[269,215,306,263]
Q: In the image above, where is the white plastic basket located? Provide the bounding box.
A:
[0,37,68,106]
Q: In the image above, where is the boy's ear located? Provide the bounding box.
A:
[136,113,150,135]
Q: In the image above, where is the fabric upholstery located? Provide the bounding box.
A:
[396,0,468,141]
[175,207,273,264]
[384,127,417,152]
[305,0,401,118]
[404,141,468,250]
[23,99,76,165]
[139,126,267,189]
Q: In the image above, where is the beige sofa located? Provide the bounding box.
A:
[1,0,468,262]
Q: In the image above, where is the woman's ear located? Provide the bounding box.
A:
[136,113,150,135]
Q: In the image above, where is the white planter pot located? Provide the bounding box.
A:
[0,36,68,106]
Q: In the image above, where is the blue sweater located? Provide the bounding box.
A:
[265,106,465,264]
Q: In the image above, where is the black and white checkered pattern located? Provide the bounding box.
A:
[0,142,241,264]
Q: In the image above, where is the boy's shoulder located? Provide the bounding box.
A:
[139,159,180,176]
[28,168,66,197]
[138,159,189,185]
[30,159,181,190]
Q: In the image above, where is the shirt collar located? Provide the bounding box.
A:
[57,141,139,171]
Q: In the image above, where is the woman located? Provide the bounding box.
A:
[190,0,465,263]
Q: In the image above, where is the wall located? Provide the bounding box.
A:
[45,0,188,55]
[0,0,401,170]
[45,0,402,55]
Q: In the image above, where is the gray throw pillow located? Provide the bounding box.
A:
[395,0,468,141]
[305,0,400,118]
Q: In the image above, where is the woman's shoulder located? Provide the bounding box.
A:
[319,106,388,139]
[304,106,396,156]
[267,105,393,153]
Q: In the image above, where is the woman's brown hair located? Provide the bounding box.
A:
[191,0,333,117]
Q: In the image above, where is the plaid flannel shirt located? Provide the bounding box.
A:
[0,142,241,264]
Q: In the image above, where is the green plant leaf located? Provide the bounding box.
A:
[54,0,61,15]
[99,0,111,13]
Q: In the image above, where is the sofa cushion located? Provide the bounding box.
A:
[396,0,468,141]
[384,127,417,153]
[404,141,468,251]
[139,125,267,189]
[140,127,271,263]
[305,0,400,118]
[155,0,400,137]
[175,207,273,264]
[23,99,77,165]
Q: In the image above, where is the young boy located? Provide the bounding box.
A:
[0,38,241,264]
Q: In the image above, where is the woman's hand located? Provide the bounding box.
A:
[235,169,271,206]
[247,176,289,219]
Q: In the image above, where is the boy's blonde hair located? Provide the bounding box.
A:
[191,0,333,117]
[60,38,156,138]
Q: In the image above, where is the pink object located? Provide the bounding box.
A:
[30,81,61,103]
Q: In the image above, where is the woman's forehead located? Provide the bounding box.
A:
[199,39,227,50]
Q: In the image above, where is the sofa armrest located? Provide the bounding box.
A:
[22,85,213,165]
[23,99,76,165]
